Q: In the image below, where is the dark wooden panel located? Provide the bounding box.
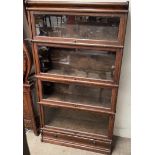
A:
[23,42,39,135]
[23,84,39,135]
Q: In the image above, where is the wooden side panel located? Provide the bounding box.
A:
[23,84,39,135]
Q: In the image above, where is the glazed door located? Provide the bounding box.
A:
[34,44,122,83]
[31,12,127,45]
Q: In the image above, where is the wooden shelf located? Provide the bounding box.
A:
[47,68,113,81]
[36,74,118,88]
[39,100,115,115]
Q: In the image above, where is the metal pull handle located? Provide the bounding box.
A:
[93,140,96,144]
[90,139,96,144]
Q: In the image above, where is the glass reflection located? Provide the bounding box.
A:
[35,15,120,40]
[38,46,116,80]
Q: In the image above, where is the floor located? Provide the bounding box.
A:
[26,131,131,155]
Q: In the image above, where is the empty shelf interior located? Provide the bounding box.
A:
[44,107,109,136]
[38,47,116,81]
[35,15,120,41]
[42,81,112,108]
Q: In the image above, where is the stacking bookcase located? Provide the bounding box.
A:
[25,1,129,154]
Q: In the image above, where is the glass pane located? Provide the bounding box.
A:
[44,107,109,135]
[35,14,120,41]
[42,81,112,108]
[38,46,116,81]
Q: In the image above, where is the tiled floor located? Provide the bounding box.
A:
[26,131,131,155]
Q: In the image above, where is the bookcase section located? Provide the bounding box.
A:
[26,1,129,154]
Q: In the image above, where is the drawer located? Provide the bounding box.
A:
[42,129,112,153]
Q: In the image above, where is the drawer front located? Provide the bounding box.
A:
[42,130,112,149]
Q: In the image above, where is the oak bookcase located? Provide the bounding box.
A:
[25,1,129,154]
